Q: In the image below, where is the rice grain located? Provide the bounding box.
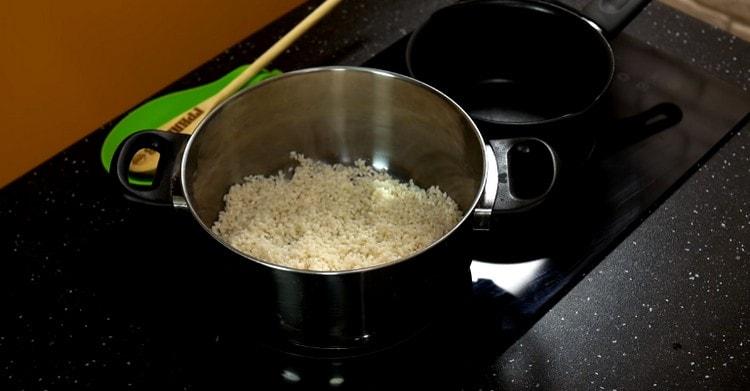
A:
[211,152,462,271]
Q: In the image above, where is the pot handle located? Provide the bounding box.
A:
[110,130,190,207]
[473,138,559,231]
[473,145,500,231]
[582,0,652,38]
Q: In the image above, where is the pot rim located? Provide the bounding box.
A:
[180,66,488,276]
[405,0,616,127]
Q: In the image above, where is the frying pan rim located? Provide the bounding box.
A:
[405,0,616,127]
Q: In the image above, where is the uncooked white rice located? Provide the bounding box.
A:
[211,152,463,271]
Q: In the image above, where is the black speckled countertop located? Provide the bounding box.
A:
[2,0,749,389]
[496,130,750,389]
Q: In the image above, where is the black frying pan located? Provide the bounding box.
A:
[406,0,652,129]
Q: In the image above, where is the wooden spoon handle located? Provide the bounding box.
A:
[130,0,343,174]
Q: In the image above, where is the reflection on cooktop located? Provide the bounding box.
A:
[471,258,551,296]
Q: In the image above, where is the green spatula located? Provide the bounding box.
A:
[99,67,281,186]
[100,0,342,185]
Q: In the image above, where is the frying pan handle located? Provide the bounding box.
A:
[110,130,190,207]
[616,102,683,138]
[582,0,652,38]
[596,102,683,155]
[473,138,559,230]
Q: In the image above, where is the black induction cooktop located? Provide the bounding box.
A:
[72,32,750,390]
[364,30,750,335]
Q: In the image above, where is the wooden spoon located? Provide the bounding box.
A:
[129,0,343,174]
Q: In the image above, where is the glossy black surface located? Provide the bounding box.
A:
[3,0,750,389]
[407,0,615,126]
[361,28,749,375]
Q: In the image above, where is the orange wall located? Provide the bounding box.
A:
[0,0,304,188]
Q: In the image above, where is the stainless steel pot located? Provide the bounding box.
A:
[111,67,558,352]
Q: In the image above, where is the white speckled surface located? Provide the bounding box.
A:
[483,1,750,389]
[496,128,750,389]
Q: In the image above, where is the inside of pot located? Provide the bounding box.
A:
[183,68,485,229]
